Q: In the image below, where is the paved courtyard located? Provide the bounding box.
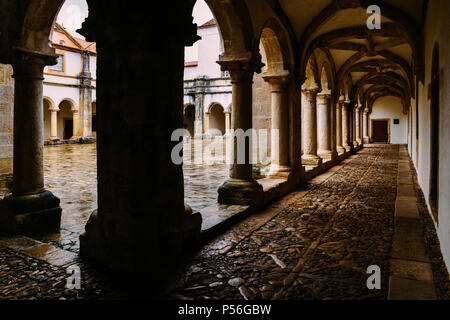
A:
[37,144,228,253]
[0,145,448,299]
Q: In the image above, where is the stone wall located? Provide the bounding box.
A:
[0,64,13,176]
[252,72,272,166]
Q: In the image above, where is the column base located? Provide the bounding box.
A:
[318,150,333,161]
[336,146,346,154]
[267,164,291,178]
[302,154,322,166]
[344,145,352,152]
[80,205,202,278]
[363,136,370,144]
[218,178,264,206]
[0,190,61,236]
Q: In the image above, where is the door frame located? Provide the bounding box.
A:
[371,118,390,144]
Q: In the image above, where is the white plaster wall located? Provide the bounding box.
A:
[369,96,408,144]
[197,26,222,79]
[416,0,450,270]
[43,85,79,109]
[184,26,222,80]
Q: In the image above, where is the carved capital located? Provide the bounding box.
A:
[11,48,58,80]
[217,57,264,84]
[263,74,290,92]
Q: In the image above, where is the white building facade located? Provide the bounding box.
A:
[43,23,97,142]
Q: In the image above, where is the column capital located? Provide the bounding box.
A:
[11,48,58,79]
[262,74,290,92]
[49,107,60,113]
[363,107,370,114]
[217,58,264,83]
[301,87,320,100]
[317,91,332,101]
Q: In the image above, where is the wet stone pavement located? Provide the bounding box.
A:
[1,144,443,300]
[31,144,228,253]
[168,145,398,300]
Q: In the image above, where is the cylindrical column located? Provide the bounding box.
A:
[264,75,290,175]
[204,112,210,135]
[72,109,79,139]
[217,60,263,205]
[50,108,59,140]
[225,112,231,135]
[317,92,332,160]
[12,54,47,195]
[0,50,61,235]
[336,101,345,153]
[363,108,370,144]
[301,88,322,166]
[342,101,351,151]
[355,106,361,145]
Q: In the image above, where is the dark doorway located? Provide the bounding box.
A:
[429,44,440,224]
[372,120,389,143]
[64,119,73,140]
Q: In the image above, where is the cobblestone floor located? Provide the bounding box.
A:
[168,145,399,300]
[1,144,447,300]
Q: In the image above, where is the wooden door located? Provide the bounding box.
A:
[372,120,389,143]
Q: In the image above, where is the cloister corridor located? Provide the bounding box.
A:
[0,144,448,299]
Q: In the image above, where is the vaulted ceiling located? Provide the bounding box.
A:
[275,0,425,111]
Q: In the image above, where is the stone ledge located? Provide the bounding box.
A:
[388,276,436,300]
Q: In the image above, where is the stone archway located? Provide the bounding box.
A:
[184,104,195,137]
[208,103,225,136]
[43,97,56,140]
[57,100,76,140]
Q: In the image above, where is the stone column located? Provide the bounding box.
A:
[316,91,333,160]
[204,112,210,135]
[342,101,351,152]
[0,50,61,235]
[363,107,370,144]
[78,2,202,285]
[263,75,290,176]
[355,106,362,145]
[194,77,205,138]
[225,111,231,135]
[217,59,264,205]
[302,88,322,166]
[49,107,60,141]
[336,100,345,154]
[79,51,93,140]
[71,109,80,139]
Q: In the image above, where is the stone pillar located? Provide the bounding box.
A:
[342,101,351,152]
[0,50,61,235]
[355,106,362,145]
[316,91,333,160]
[217,59,264,205]
[204,112,210,135]
[78,2,202,286]
[225,111,231,135]
[263,75,290,176]
[363,108,370,144]
[72,109,80,140]
[49,108,60,140]
[194,77,205,138]
[336,100,345,154]
[78,51,93,139]
[301,88,322,166]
